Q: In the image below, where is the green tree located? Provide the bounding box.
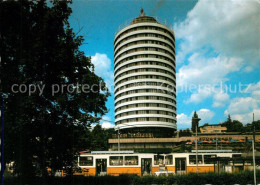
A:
[227,114,232,123]
[221,115,244,132]
[231,120,244,132]
[179,129,192,137]
[90,125,114,151]
[0,0,109,178]
[254,120,260,131]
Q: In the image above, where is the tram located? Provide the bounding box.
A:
[77,150,246,176]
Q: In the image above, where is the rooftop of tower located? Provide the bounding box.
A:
[130,8,158,25]
[115,8,174,38]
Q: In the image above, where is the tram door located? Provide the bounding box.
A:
[96,159,107,176]
[141,158,152,176]
[175,158,186,174]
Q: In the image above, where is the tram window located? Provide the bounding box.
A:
[189,155,202,164]
[245,160,252,165]
[109,156,123,166]
[125,156,138,165]
[154,155,164,165]
[165,155,173,165]
[232,154,241,158]
[79,156,93,166]
[204,155,216,164]
[256,159,260,166]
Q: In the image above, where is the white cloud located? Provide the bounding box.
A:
[252,91,260,100]
[225,97,260,123]
[213,92,230,108]
[177,53,242,103]
[101,122,115,129]
[175,0,260,105]
[197,109,215,124]
[225,97,258,115]
[245,81,260,93]
[91,122,115,130]
[177,53,243,87]
[244,66,254,73]
[100,116,115,129]
[91,53,114,92]
[185,86,213,104]
[175,0,259,125]
[90,116,115,130]
[224,81,260,123]
[177,113,191,126]
[174,0,260,65]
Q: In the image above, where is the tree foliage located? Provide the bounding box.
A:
[91,125,114,151]
[221,115,254,132]
[0,0,109,178]
[179,129,192,137]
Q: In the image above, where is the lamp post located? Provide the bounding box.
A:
[196,125,198,174]
[252,113,256,185]
[216,133,218,150]
[117,125,120,151]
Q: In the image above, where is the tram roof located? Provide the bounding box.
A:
[191,150,233,153]
[91,151,134,154]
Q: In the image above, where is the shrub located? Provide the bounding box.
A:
[4,171,260,185]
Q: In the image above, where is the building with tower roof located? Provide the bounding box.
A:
[114,9,176,138]
[192,111,201,133]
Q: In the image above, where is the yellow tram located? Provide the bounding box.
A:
[77,150,245,176]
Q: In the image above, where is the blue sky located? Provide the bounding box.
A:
[69,0,260,130]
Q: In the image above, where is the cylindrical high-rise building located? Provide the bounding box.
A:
[114,10,176,137]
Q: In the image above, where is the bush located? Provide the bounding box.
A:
[4,171,260,185]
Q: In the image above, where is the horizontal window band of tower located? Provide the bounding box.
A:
[114,39,175,57]
[115,105,176,115]
[116,117,176,124]
[115,71,175,84]
[115,99,176,111]
[115,102,176,112]
[115,60,176,76]
[114,81,176,94]
[114,86,176,99]
[115,67,175,82]
[115,51,175,67]
[114,54,175,71]
[115,37,174,58]
[115,74,176,87]
[115,95,176,106]
[115,110,176,120]
[115,110,176,119]
[115,80,176,95]
[114,25,175,45]
[115,45,174,62]
[115,92,176,104]
[115,88,176,100]
[115,31,175,51]
[115,28,174,49]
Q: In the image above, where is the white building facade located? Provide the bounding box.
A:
[114,11,176,137]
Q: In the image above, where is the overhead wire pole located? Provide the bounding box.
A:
[196,125,198,174]
[252,113,256,185]
[117,125,120,151]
